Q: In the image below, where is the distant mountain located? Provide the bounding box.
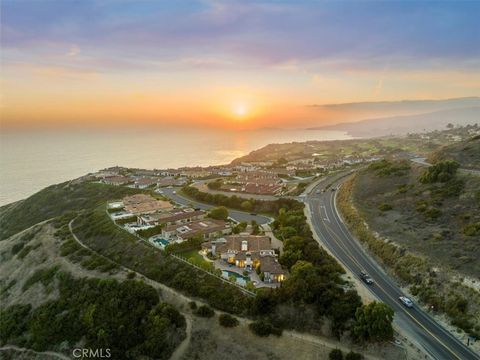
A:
[309,107,480,137]
[308,97,480,113]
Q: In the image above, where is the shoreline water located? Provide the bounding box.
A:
[0,128,352,206]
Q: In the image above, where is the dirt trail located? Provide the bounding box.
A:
[0,345,71,360]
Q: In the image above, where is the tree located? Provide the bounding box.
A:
[208,206,229,221]
[241,200,253,211]
[251,220,260,235]
[329,349,343,360]
[232,221,248,234]
[353,302,394,342]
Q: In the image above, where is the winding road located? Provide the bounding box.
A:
[305,174,480,360]
[161,187,271,224]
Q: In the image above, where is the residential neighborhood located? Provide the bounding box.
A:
[106,191,284,288]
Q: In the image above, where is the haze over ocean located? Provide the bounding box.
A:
[0,128,350,206]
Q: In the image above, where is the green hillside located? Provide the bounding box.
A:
[429,135,480,170]
[344,154,480,337]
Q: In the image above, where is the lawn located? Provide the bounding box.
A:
[181,249,213,269]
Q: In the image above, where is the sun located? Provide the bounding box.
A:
[232,103,248,118]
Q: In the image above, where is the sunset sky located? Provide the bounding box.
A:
[1,0,480,130]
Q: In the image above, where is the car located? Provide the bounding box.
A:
[172,191,176,194]
[359,271,374,285]
[331,188,336,192]
[250,213,257,216]
[316,190,321,194]
[399,296,414,308]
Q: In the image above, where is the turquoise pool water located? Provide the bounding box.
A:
[152,238,169,248]
[222,270,249,286]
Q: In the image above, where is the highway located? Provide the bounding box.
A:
[306,174,480,360]
[161,187,271,225]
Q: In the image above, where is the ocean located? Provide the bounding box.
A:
[0,128,351,206]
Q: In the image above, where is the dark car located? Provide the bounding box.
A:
[359,271,374,285]
[250,213,257,216]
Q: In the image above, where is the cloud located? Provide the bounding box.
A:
[1,0,479,79]
[66,45,80,57]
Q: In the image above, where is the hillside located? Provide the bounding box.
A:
[429,135,480,170]
[0,222,187,359]
[0,178,409,359]
[232,126,475,165]
[309,107,480,137]
[343,155,480,337]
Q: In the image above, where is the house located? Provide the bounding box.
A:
[202,234,286,283]
[134,177,158,189]
[268,168,295,177]
[179,167,212,178]
[123,194,174,215]
[157,177,187,187]
[162,219,231,242]
[231,170,282,195]
[259,255,285,283]
[235,170,280,185]
[103,176,131,186]
[138,208,206,226]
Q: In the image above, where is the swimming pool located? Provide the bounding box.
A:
[150,237,170,248]
[222,270,250,286]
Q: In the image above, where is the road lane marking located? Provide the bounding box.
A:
[320,186,470,360]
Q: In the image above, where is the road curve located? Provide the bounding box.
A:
[161,187,271,225]
[305,175,480,360]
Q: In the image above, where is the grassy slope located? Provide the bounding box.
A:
[344,160,480,336]
[353,165,480,277]
[0,182,140,240]
[232,136,439,164]
[429,135,480,170]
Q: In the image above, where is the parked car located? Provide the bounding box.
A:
[250,213,257,216]
[399,296,414,308]
[359,271,374,285]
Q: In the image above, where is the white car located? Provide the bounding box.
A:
[399,296,413,308]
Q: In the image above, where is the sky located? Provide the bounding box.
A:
[1,0,480,130]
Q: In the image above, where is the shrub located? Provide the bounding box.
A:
[11,243,25,255]
[22,266,60,291]
[189,301,197,310]
[420,160,460,183]
[345,351,363,360]
[424,207,442,220]
[195,305,215,318]
[463,222,480,236]
[329,349,343,360]
[0,304,32,344]
[378,203,392,211]
[219,314,240,328]
[248,320,282,337]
